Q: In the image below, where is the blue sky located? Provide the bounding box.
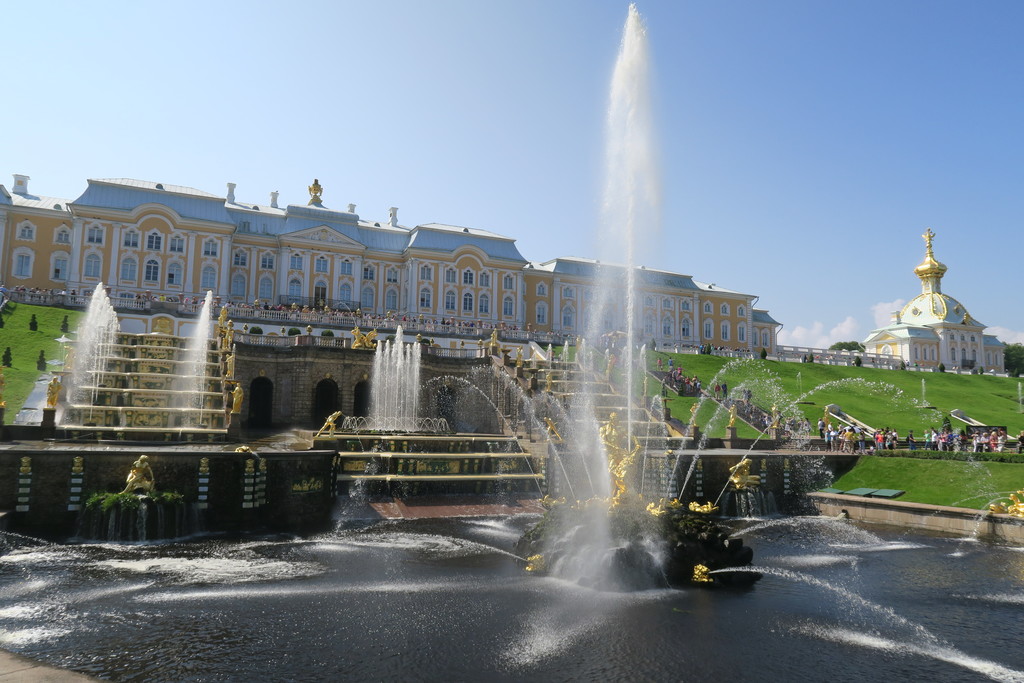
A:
[4,0,1022,346]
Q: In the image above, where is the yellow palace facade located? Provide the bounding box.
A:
[0,173,780,349]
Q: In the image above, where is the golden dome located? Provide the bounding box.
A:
[914,228,947,281]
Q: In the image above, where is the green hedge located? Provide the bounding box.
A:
[874,449,1024,463]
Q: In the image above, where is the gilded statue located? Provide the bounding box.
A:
[45,377,63,409]
[230,383,244,414]
[728,457,761,490]
[486,329,501,356]
[315,410,344,438]
[515,346,523,368]
[728,404,737,428]
[689,402,698,426]
[688,501,719,514]
[543,417,563,443]
[770,404,781,429]
[225,353,235,378]
[120,455,155,495]
[350,327,378,350]
[990,490,1024,517]
[545,371,555,393]
[308,178,323,205]
[600,412,642,503]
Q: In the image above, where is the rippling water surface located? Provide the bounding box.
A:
[2,515,1023,682]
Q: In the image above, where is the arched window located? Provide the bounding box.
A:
[681,300,690,311]
[12,249,33,278]
[201,266,217,290]
[462,291,474,312]
[339,283,352,302]
[761,331,770,347]
[361,286,374,309]
[479,272,490,287]
[537,282,547,296]
[720,321,730,341]
[84,253,102,279]
[362,264,375,281]
[703,302,712,314]
[419,288,432,311]
[258,277,273,300]
[314,281,328,304]
[288,278,302,298]
[86,225,103,244]
[231,273,246,298]
[536,302,548,325]
[167,262,182,285]
[503,296,514,316]
[386,268,398,283]
[145,259,161,283]
[951,348,957,362]
[120,258,137,282]
[914,346,920,360]
[55,227,71,244]
[704,320,713,339]
[662,316,672,337]
[738,305,745,317]
[233,251,248,267]
[462,269,474,286]
[562,306,575,329]
[290,254,303,271]
[169,235,184,253]
[16,223,35,241]
[720,303,730,316]
[445,290,457,311]
[479,294,490,315]
[52,254,69,280]
[445,268,456,284]
[339,260,352,275]
[385,288,398,310]
[681,318,691,338]
[644,315,655,336]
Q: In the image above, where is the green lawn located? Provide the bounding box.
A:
[831,456,1024,509]
[649,351,1024,438]
[0,303,83,412]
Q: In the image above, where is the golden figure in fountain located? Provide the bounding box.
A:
[230,383,244,414]
[600,412,642,503]
[45,376,63,409]
[350,327,378,350]
[543,417,563,443]
[121,455,155,495]
[990,490,1024,517]
[728,404,737,428]
[316,410,344,438]
[728,457,760,490]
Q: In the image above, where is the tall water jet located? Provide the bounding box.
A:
[368,326,422,431]
[181,291,214,427]
[65,285,120,416]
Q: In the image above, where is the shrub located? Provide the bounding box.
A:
[60,315,69,333]
[28,314,37,331]
[759,348,768,360]
[2,347,11,367]
[36,350,46,371]
[249,326,263,335]
[320,329,335,337]
[938,363,946,373]
[287,327,301,336]
[854,356,863,367]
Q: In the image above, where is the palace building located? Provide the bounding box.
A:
[863,229,1005,372]
[0,173,781,349]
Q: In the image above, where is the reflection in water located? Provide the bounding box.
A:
[1,517,1024,682]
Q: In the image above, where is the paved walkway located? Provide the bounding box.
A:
[0,650,96,681]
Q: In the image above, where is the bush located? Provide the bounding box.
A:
[854,356,863,367]
[938,363,946,373]
[2,347,11,367]
[287,327,301,336]
[759,348,768,360]
[36,350,46,371]
[28,314,37,331]
[249,326,263,335]
[320,329,335,337]
[0,314,5,328]
[60,315,69,333]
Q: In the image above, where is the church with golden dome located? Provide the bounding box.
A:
[863,229,1004,372]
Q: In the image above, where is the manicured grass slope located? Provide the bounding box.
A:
[0,303,83,412]
[831,456,1023,509]
[650,351,1024,437]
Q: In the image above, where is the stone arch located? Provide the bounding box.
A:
[352,380,371,417]
[249,376,274,426]
[313,378,339,425]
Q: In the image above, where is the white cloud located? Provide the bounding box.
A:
[985,326,1024,344]
[778,316,860,349]
[871,299,906,327]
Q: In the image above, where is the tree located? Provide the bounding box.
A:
[60,315,69,333]
[37,350,47,371]
[829,341,865,352]
[28,314,38,331]
[2,347,11,367]
[0,314,4,328]
[759,348,768,360]
[1004,343,1024,377]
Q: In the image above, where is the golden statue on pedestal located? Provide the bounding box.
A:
[728,457,760,490]
[350,327,378,350]
[45,377,63,409]
[121,455,155,495]
[316,410,344,438]
[543,417,563,443]
[600,412,641,504]
[990,489,1024,517]
[230,383,244,414]
[728,404,737,428]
